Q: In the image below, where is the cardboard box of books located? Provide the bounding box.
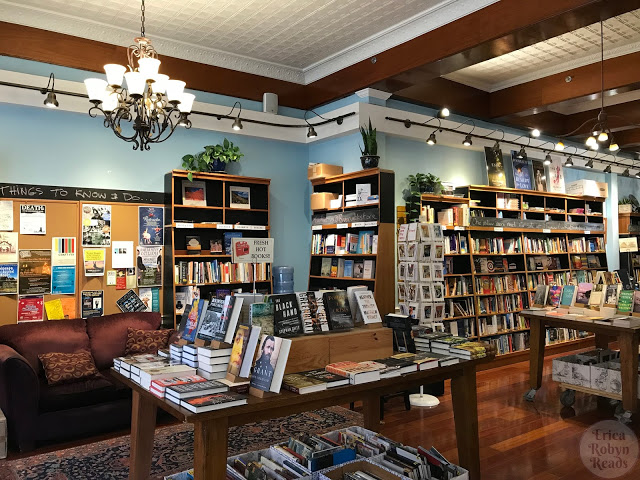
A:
[308,163,343,180]
[0,407,5,459]
[591,360,640,398]
[311,192,339,211]
[552,349,619,387]
[318,460,412,480]
[227,448,313,479]
[566,179,608,198]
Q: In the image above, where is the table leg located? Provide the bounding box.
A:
[193,417,229,480]
[529,316,546,391]
[129,390,157,480]
[618,333,639,413]
[595,333,612,349]
[362,393,381,432]
[451,365,481,480]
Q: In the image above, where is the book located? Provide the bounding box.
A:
[323,291,354,331]
[150,375,206,396]
[320,258,332,277]
[531,160,547,192]
[325,361,381,385]
[589,284,604,308]
[250,335,292,393]
[165,379,228,399]
[633,291,640,314]
[282,373,327,394]
[560,285,577,306]
[546,156,565,193]
[239,325,262,379]
[249,302,274,336]
[223,232,242,255]
[227,325,250,377]
[605,284,621,306]
[363,260,375,279]
[196,297,225,341]
[180,392,247,413]
[532,285,549,307]
[617,290,634,313]
[297,291,329,333]
[575,282,593,306]
[343,260,354,278]
[484,146,506,187]
[213,295,244,343]
[182,181,206,206]
[511,153,532,190]
[354,290,382,324]
[301,369,349,388]
[547,285,562,307]
[272,294,303,337]
[182,299,205,342]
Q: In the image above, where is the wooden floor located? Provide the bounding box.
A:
[378,351,640,480]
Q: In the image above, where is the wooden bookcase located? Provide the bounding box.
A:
[421,185,607,359]
[308,168,395,316]
[618,211,640,283]
[165,170,272,328]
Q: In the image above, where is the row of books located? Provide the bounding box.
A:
[527,256,564,271]
[445,297,474,318]
[471,236,521,255]
[527,271,571,289]
[571,254,602,269]
[443,232,468,254]
[445,276,473,296]
[524,236,567,254]
[444,318,476,338]
[568,236,605,253]
[175,260,271,285]
[496,193,519,209]
[413,333,494,360]
[475,274,527,294]
[476,293,527,315]
[311,232,378,255]
[531,281,623,310]
[320,257,375,279]
[434,204,470,227]
[478,313,529,336]
[473,257,518,274]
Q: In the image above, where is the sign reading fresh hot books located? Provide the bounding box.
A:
[231,237,274,264]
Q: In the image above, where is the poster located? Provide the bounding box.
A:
[0,201,13,231]
[51,237,76,294]
[510,151,532,190]
[51,237,76,266]
[126,268,137,288]
[116,269,126,289]
[19,204,46,235]
[60,297,77,319]
[18,249,51,295]
[484,146,507,187]
[83,248,105,276]
[81,290,104,318]
[52,266,76,294]
[44,299,65,320]
[546,156,565,194]
[139,206,164,245]
[116,289,147,313]
[81,204,111,246]
[0,263,18,294]
[0,232,18,263]
[106,270,117,286]
[17,295,44,322]
[111,241,134,269]
[138,287,160,312]
[136,245,162,287]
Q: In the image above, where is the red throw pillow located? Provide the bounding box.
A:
[124,327,173,355]
[38,351,100,386]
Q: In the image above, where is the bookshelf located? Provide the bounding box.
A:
[308,168,395,316]
[618,211,640,283]
[165,170,273,328]
[420,185,607,359]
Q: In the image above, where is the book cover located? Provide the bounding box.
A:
[343,260,354,278]
[484,146,507,187]
[589,284,604,308]
[575,282,593,306]
[223,232,242,255]
[533,285,548,306]
[212,295,236,342]
[605,284,621,306]
[330,258,339,278]
[196,297,225,341]
[181,392,247,413]
[282,373,326,394]
[546,156,565,194]
[181,299,202,342]
[166,379,227,397]
[531,160,547,192]
[250,334,283,392]
[323,291,354,331]
[618,290,634,313]
[510,152,532,190]
[297,291,329,333]
[302,369,350,387]
[272,294,303,337]
[560,285,576,306]
[354,290,382,324]
[227,325,250,377]
[249,302,274,336]
[320,257,331,276]
[547,286,562,307]
[633,291,640,314]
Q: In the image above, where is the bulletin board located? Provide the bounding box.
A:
[0,193,165,326]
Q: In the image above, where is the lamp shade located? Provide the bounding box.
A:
[138,58,160,80]
[102,92,119,112]
[166,80,186,103]
[150,74,169,94]
[179,93,195,113]
[104,64,126,87]
[84,78,108,102]
[124,71,146,96]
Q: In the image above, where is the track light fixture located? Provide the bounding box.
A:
[604,165,612,173]
[564,157,574,167]
[516,146,526,159]
[623,168,631,177]
[492,141,501,153]
[41,73,59,108]
[544,154,552,166]
[437,107,450,119]
[427,132,437,145]
[307,126,317,138]
[463,134,472,146]
[531,129,541,138]
[585,159,594,169]
[635,171,640,179]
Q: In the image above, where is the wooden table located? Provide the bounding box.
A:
[114,357,489,480]
[521,311,640,414]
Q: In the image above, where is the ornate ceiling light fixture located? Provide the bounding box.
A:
[83,0,193,151]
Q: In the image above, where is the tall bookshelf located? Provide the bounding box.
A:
[308,168,395,316]
[165,170,272,328]
[618,211,640,283]
[422,185,607,361]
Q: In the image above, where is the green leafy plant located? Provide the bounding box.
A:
[181,139,244,181]
[620,196,632,205]
[360,118,378,156]
[404,173,443,222]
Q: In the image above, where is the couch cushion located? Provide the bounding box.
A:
[38,372,130,413]
[0,318,90,374]
[124,327,173,355]
[39,351,100,386]
[85,312,161,370]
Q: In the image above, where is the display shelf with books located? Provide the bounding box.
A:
[309,168,395,316]
[165,170,273,327]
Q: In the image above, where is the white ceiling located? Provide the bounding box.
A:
[445,10,640,92]
[0,0,497,84]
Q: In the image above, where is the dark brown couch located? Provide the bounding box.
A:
[0,312,163,452]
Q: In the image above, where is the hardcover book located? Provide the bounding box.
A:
[575,282,593,306]
[617,290,634,313]
[301,369,350,388]
[354,290,382,324]
[532,285,549,307]
[510,152,532,190]
[484,146,507,187]
[323,291,354,331]
[547,285,562,307]
[320,258,332,277]
[250,335,292,393]
[197,297,226,342]
[297,291,329,333]
[223,232,242,255]
[282,373,327,394]
[180,392,247,413]
[272,294,303,337]
[182,299,205,342]
[531,160,547,192]
[165,379,228,399]
[249,302,274,336]
[560,285,577,306]
[633,291,640,314]
[605,284,621,306]
[227,325,250,377]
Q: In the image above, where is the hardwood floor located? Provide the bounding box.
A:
[378,351,640,480]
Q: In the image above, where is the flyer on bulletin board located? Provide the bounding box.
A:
[136,246,162,287]
[0,263,18,295]
[81,290,104,318]
[81,204,111,247]
[51,266,76,294]
[19,204,46,235]
[139,206,164,245]
[0,232,18,263]
[0,201,13,231]
[18,249,51,295]
[18,295,44,322]
[83,248,105,277]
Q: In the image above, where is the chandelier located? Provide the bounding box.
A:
[83,0,194,151]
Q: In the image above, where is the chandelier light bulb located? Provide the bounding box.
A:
[178,93,195,113]
[609,142,619,152]
[586,136,596,147]
[104,64,126,87]
[84,78,108,102]
[598,131,609,142]
[591,143,599,151]
[150,74,169,94]
[426,133,437,145]
[124,71,146,96]
[544,154,552,166]
[138,57,161,80]
[166,80,186,103]
[555,141,565,151]
[531,129,541,138]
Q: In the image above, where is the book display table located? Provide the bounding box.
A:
[521,311,640,415]
[113,357,490,480]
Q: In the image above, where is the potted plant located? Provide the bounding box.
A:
[619,196,636,213]
[360,118,379,169]
[403,173,443,223]
[181,139,244,180]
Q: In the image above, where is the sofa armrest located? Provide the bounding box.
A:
[0,344,40,452]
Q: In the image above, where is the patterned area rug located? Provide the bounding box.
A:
[0,406,362,480]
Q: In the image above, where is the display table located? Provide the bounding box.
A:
[521,311,640,414]
[113,356,490,480]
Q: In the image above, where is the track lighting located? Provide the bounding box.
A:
[585,159,593,169]
[307,126,317,138]
[604,165,612,173]
[586,136,597,147]
[427,132,437,145]
[531,129,541,138]
[437,107,450,119]
[544,154,552,166]
[492,141,501,152]
[623,168,631,177]
[555,142,565,151]
[462,134,472,146]
[609,142,619,152]
[232,116,243,131]
[598,131,609,142]
[516,146,526,159]
[635,171,640,179]
[564,157,574,167]
[403,119,412,128]
[41,73,59,108]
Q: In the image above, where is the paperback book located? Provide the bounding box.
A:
[297,291,329,333]
[249,302,274,336]
[250,334,292,393]
[181,392,247,413]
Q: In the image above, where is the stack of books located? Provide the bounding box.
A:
[181,344,199,368]
[196,346,232,380]
[282,369,349,394]
[169,344,183,362]
[150,375,206,399]
[165,379,229,405]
